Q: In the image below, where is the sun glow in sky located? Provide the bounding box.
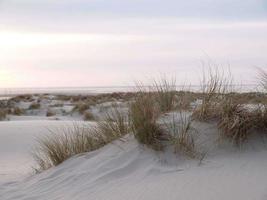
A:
[0,0,267,87]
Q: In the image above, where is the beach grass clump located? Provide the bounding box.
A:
[258,68,267,91]
[7,107,24,116]
[153,78,177,112]
[73,102,90,114]
[33,119,128,172]
[175,91,195,111]
[29,102,41,110]
[251,105,267,132]
[129,92,164,150]
[165,113,197,158]
[192,67,231,121]
[83,111,95,121]
[11,94,34,103]
[56,95,72,101]
[97,105,129,139]
[0,109,7,120]
[13,107,24,115]
[217,99,253,146]
[46,109,56,117]
[33,125,105,172]
[33,104,129,172]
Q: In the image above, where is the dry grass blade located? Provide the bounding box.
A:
[29,102,41,110]
[32,122,121,172]
[73,102,90,114]
[192,67,232,121]
[0,108,7,120]
[97,104,129,139]
[83,111,95,121]
[258,68,267,92]
[129,91,163,150]
[153,77,177,112]
[164,112,198,158]
[218,100,252,146]
[251,104,267,132]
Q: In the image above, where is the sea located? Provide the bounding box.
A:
[0,84,262,99]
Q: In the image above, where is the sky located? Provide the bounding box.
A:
[0,0,267,87]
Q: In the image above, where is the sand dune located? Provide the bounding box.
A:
[1,120,267,200]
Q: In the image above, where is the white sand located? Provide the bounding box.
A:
[0,120,91,184]
[1,117,267,200]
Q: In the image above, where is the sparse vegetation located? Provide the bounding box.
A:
[217,98,253,146]
[129,91,164,150]
[46,109,56,117]
[175,91,195,111]
[252,105,267,132]
[153,78,177,112]
[192,67,231,121]
[33,121,126,172]
[258,68,267,91]
[29,102,41,110]
[10,94,34,103]
[18,68,267,174]
[83,111,95,121]
[165,112,198,158]
[0,109,7,120]
[73,103,90,114]
[97,105,129,137]
[12,107,24,115]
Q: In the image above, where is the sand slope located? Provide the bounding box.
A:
[1,130,267,200]
[0,120,93,184]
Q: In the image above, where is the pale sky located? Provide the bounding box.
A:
[0,0,267,87]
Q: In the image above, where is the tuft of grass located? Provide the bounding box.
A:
[50,103,64,108]
[0,109,7,120]
[192,67,231,121]
[97,105,129,137]
[33,125,105,172]
[46,109,56,117]
[251,105,267,132]
[29,102,41,110]
[8,107,24,116]
[217,99,252,146]
[56,95,72,101]
[129,92,164,150]
[153,78,177,112]
[175,91,195,111]
[33,104,129,172]
[33,120,127,172]
[10,94,34,103]
[165,113,198,158]
[83,111,95,121]
[73,102,90,114]
[258,68,267,91]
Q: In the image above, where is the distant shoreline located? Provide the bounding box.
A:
[0,84,262,97]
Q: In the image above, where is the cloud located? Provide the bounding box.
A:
[0,0,266,87]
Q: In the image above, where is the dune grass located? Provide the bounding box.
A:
[192,67,232,121]
[258,68,267,91]
[0,109,7,120]
[33,122,126,172]
[46,109,56,117]
[29,102,41,110]
[153,78,177,113]
[83,111,95,121]
[73,102,90,114]
[164,112,198,158]
[33,105,128,172]
[129,91,164,150]
[31,68,267,173]
[97,105,129,138]
[33,124,105,172]
[217,98,253,146]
